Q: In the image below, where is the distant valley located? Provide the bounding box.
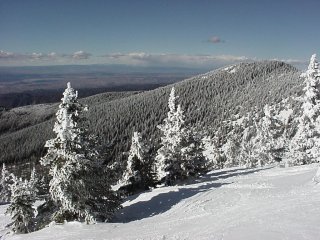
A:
[0,64,204,108]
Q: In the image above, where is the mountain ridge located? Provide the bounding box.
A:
[0,61,303,171]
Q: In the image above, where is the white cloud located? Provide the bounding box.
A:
[72,51,91,60]
[271,58,307,65]
[0,50,308,69]
[31,52,45,60]
[48,52,58,57]
[101,52,252,68]
[0,50,16,59]
[0,50,92,65]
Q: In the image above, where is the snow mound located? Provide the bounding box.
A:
[223,65,238,74]
[200,65,239,80]
[1,164,320,240]
[223,182,274,189]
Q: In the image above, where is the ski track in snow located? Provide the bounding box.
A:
[1,164,320,240]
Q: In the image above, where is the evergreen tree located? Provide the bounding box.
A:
[261,104,288,163]
[29,167,38,193]
[120,131,155,195]
[5,174,36,234]
[180,128,206,176]
[221,123,243,168]
[155,87,186,185]
[37,175,50,198]
[250,105,280,166]
[40,82,120,223]
[0,163,12,203]
[122,132,145,185]
[239,126,257,167]
[202,135,224,169]
[222,135,240,168]
[238,112,259,168]
[285,54,320,166]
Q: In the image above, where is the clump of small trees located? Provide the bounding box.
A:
[119,87,206,194]
[201,54,320,177]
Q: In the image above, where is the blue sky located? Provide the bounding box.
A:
[0,0,319,67]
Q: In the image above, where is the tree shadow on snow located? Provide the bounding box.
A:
[112,181,230,223]
[196,166,274,183]
[112,166,273,223]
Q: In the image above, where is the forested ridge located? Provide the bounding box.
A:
[0,61,302,167]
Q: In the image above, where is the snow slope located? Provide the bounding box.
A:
[1,164,319,240]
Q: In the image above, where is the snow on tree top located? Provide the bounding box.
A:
[308,54,318,70]
[302,54,320,80]
[62,82,78,104]
[168,87,176,113]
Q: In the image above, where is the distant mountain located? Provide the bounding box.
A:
[0,61,303,171]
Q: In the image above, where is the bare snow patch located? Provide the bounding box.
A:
[223,65,238,74]
[223,182,274,189]
[275,108,293,124]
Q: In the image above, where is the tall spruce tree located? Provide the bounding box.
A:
[285,54,320,166]
[202,136,218,169]
[250,105,279,166]
[222,134,241,168]
[120,131,154,194]
[122,131,145,185]
[40,82,120,223]
[180,127,206,176]
[238,112,259,168]
[202,135,224,169]
[155,88,206,184]
[29,167,38,193]
[155,87,185,185]
[5,174,36,234]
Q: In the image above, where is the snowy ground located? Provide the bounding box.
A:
[1,164,319,240]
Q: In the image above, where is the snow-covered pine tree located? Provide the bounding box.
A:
[237,112,259,168]
[221,122,243,168]
[239,127,257,167]
[40,82,120,223]
[285,54,320,166]
[29,167,38,201]
[5,174,36,234]
[180,127,206,177]
[0,163,12,203]
[250,105,280,166]
[29,168,38,190]
[222,135,240,168]
[202,136,221,169]
[155,87,186,185]
[263,104,290,163]
[122,132,145,184]
[120,131,154,194]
